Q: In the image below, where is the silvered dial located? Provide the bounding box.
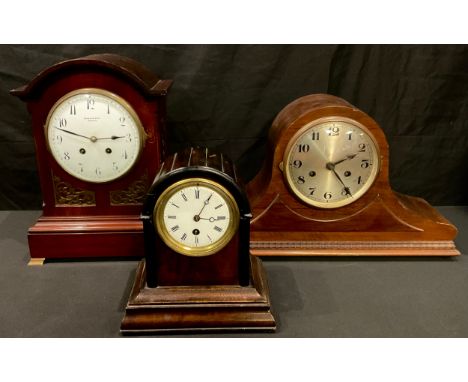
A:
[284,118,380,208]
[45,88,144,183]
[154,178,239,257]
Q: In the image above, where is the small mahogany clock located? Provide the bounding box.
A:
[121,147,275,333]
[248,94,459,257]
[11,54,172,264]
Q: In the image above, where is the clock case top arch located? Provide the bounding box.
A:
[10,54,172,261]
[11,53,172,216]
[141,147,252,287]
[247,93,459,256]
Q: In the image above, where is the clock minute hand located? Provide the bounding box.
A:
[54,126,92,141]
[195,193,213,218]
[326,162,353,197]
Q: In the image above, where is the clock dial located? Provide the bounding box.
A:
[284,117,380,208]
[45,88,144,183]
[154,178,239,257]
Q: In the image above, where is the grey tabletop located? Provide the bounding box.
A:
[0,206,467,337]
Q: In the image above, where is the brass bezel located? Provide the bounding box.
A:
[283,116,381,209]
[154,178,240,257]
[44,88,146,184]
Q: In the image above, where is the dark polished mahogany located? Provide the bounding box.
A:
[11,54,172,263]
[247,94,459,256]
[121,147,275,333]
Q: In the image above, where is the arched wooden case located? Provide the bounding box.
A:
[121,147,275,333]
[11,54,172,263]
[248,94,459,256]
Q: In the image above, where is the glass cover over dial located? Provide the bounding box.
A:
[45,88,144,183]
[284,117,380,208]
[154,178,240,257]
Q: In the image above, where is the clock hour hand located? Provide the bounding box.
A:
[199,217,222,222]
[332,153,357,166]
[326,162,353,197]
[53,126,93,141]
[96,135,126,140]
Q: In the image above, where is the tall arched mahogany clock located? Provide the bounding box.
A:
[248,94,459,257]
[121,147,275,333]
[11,54,172,265]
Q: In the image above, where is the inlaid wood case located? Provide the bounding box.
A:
[248,94,459,256]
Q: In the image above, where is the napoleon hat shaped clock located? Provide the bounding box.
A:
[248,94,459,257]
[11,54,172,264]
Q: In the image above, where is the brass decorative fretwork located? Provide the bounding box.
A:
[53,175,95,206]
[110,172,149,205]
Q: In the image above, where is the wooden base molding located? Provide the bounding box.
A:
[120,257,276,334]
[28,215,144,261]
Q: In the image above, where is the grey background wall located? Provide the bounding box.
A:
[1,44,467,209]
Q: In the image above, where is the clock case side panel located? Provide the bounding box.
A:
[10,54,172,260]
[142,162,251,288]
[248,94,459,256]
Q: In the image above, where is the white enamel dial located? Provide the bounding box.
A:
[284,117,380,208]
[154,178,239,257]
[45,88,144,183]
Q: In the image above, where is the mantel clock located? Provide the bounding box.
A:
[248,94,459,257]
[11,54,172,264]
[121,147,275,333]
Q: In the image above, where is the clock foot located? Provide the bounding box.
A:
[121,257,276,334]
[28,258,45,266]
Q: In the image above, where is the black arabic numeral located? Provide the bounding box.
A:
[324,192,332,200]
[311,132,320,140]
[292,160,302,168]
[358,143,366,152]
[298,144,310,153]
[309,187,316,195]
[361,159,370,168]
[297,176,305,184]
[87,98,95,110]
[328,126,340,136]
[70,105,76,115]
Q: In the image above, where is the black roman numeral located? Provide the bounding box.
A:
[171,225,179,232]
[214,226,222,232]
[214,204,223,210]
[181,192,187,201]
[195,188,200,199]
[167,215,176,219]
[181,233,187,241]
